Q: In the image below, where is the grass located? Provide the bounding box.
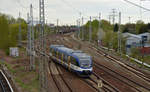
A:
[0,61,17,73]
[15,74,39,92]
[0,56,39,92]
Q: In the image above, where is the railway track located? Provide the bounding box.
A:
[40,34,150,92]
[48,61,73,92]
[94,61,149,92]
[83,72,120,92]
[57,36,138,92]
[91,46,150,82]
[92,72,120,92]
[52,37,122,92]
[0,70,14,92]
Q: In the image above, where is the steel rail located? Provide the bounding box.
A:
[0,70,14,92]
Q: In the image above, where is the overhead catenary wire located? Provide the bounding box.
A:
[59,0,81,14]
[124,0,150,11]
[16,0,38,10]
[58,0,88,18]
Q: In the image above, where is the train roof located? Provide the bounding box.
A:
[72,53,91,59]
[50,45,91,59]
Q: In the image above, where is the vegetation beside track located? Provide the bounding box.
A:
[0,49,39,92]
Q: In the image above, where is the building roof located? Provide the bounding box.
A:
[138,32,150,36]
[123,33,141,39]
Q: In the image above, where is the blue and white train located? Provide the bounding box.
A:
[49,45,92,77]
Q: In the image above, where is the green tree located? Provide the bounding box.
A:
[114,23,119,32]
[123,23,136,34]
[138,24,148,34]
[136,20,145,34]
[0,13,27,52]
[0,15,10,50]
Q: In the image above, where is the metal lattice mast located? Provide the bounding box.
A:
[57,19,59,34]
[78,19,81,39]
[118,12,122,54]
[30,4,35,70]
[27,13,30,55]
[89,16,92,42]
[39,0,46,91]
[98,13,101,31]
[112,9,117,25]
[18,12,22,47]
[27,11,32,71]
[81,17,84,40]
[98,13,101,46]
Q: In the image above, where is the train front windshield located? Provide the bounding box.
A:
[80,59,91,68]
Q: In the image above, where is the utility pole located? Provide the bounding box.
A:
[57,19,59,34]
[98,13,101,31]
[27,13,30,56]
[108,15,111,24]
[98,13,101,46]
[89,16,92,42]
[128,16,131,23]
[78,19,81,39]
[27,11,32,71]
[140,0,142,20]
[82,17,84,40]
[18,12,22,47]
[118,12,122,54]
[30,4,35,70]
[76,19,79,38]
[111,9,117,25]
[39,0,47,91]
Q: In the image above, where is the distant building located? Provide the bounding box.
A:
[49,24,55,28]
[123,32,150,55]
[138,32,150,42]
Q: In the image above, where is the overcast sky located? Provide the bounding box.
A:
[0,0,150,25]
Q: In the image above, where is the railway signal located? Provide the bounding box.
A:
[98,80,103,92]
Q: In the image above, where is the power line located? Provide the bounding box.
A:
[59,0,81,13]
[58,0,89,18]
[124,0,150,11]
[16,0,38,10]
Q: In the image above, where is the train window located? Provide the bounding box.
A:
[50,48,52,53]
[53,49,55,55]
[51,48,54,55]
[63,54,65,61]
[61,53,64,61]
[58,52,62,59]
[54,49,57,57]
[56,51,59,58]
[64,55,68,62]
[70,57,78,66]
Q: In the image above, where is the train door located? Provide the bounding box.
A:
[71,57,79,70]
[67,56,71,70]
[61,53,64,65]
